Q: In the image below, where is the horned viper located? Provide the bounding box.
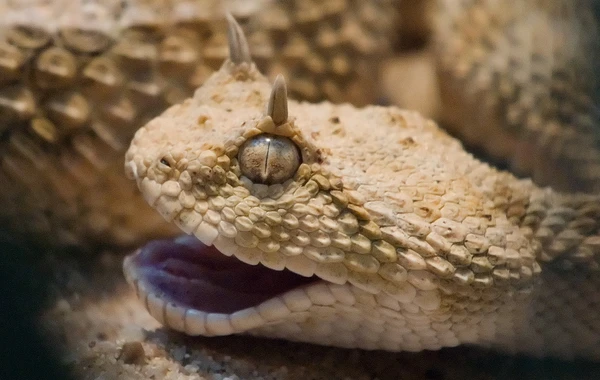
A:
[123,15,600,359]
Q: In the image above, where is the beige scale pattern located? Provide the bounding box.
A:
[0,0,599,362]
[435,0,600,192]
[0,0,397,248]
[2,0,599,248]
[124,36,600,358]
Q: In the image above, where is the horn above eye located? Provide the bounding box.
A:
[268,75,288,126]
[226,13,252,65]
[238,134,301,185]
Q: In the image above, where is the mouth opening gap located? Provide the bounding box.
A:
[126,235,318,314]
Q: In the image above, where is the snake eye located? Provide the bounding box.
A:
[238,134,301,184]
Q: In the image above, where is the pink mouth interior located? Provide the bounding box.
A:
[128,235,318,314]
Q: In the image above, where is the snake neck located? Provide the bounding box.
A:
[519,185,600,270]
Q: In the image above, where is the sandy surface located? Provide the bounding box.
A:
[33,252,600,380]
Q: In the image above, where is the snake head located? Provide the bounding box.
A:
[124,15,540,351]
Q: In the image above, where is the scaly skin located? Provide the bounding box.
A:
[0,0,397,249]
[2,0,599,250]
[123,19,600,359]
[435,0,600,192]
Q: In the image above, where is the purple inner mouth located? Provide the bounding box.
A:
[128,235,318,314]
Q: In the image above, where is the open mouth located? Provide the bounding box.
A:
[123,235,322,336]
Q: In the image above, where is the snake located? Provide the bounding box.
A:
[122,12,600,359]
[2,0,600,360]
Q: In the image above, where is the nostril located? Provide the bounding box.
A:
[160,157,171,167]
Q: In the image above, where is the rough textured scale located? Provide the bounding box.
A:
[124,19,600,359]
[435,0,600,192]
[0,0,397,248]
[3,0,600,250]
[0,0,599,367]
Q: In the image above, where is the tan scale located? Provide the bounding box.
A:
[0,0,398,249]
[434,0,600,192]
[4,0,598,250]
[124,18,600,358]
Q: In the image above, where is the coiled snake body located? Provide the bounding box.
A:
[2,0,600,360]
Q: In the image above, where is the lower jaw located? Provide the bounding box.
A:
[122,236,474,352]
